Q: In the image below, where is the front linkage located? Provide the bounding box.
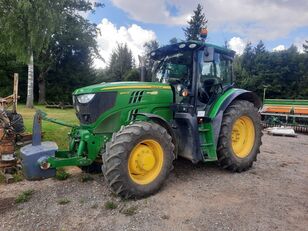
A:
[21,110,103,180]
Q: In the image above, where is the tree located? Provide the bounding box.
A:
[169,37,178,44]
[144,40,159,54]
[234,42,308,99]
[143,40,159,81]
[254,40,266,55]
[106,43,134,82]
[241,42,254,74]
[303,40,308,53]
[124,69,140,81]
[0,0,99,107]
[36,13,99,103]
[42,15,99,103]
[0,53,27,100]
[183,4,208,41]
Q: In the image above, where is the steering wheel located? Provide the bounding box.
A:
[198,85,210,103]
[198,77,223,103]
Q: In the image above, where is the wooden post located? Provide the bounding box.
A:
[13,73,19,113]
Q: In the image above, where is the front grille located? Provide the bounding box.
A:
[74,92,117,124]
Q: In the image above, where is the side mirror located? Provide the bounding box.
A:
[204,47,214,62]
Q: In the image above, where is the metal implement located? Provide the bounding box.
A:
[261,96,308,133]
[20,111,57,180]
[0,74,23,183]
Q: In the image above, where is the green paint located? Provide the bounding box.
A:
[208,88,237,118]
[44,82,173,168]
[198,123,217,161]
[264,99,308,106]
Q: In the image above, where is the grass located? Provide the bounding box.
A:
[54,168,71,181]
[58,198,71,205]
[121,206,138,216]
[0,174,6,184]
[15,189,34,203]
[104,201,118,210]
[12,171,24,182]
[17,104,78,149]
[0,171,24,184]
[79,174,94,182]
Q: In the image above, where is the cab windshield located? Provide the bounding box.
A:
[152,51,193,85]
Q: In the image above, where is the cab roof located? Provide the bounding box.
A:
[150,40,235,60]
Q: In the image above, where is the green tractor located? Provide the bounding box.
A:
[21,41,262,198]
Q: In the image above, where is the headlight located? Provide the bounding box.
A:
[176,84,183,92]
[76,94,95,104]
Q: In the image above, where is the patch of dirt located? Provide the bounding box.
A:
[0,197,15,214]
[0,133,307,231]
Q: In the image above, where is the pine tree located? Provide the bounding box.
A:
[169,37,178,44]
[254,40,266,54]
[107,43,134,81]
[303,40,308,53]
[183,4,208,41]
[143,40,159,81]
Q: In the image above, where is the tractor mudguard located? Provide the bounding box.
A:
[135,112,178,155]
[209,89,262,146]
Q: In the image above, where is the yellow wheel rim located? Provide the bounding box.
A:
[231,116,255,158]
[128,139,164,185]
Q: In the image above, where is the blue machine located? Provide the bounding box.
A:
[20,112,57,180]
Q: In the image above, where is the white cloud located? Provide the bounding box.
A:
[272,45,286,52]
[111,0,189,25]
[228,37,246,55]
[294,37,307,53]
[110,0,308,42]
[94,18,156,68]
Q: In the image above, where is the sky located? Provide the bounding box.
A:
[88,0,308,68]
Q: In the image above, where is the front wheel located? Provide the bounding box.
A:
[102,122,175,198]
[217,100,262,172]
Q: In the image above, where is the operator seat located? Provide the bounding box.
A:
[198,78,221,104]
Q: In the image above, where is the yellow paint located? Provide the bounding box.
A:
[231,116,255,158]
[146,91,159,95]
[128,139,164,185]
[102,85,171,90]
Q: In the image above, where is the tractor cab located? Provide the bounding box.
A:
[150,42,258,164]
[151,41,235,109]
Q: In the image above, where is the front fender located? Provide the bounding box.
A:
[135,112,178,156]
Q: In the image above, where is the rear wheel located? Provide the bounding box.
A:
[5,110,25,133]
[102,121,175,198]
[217,100,262,172]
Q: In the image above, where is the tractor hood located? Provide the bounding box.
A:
[72,81,173,125]
[73,81,171,95]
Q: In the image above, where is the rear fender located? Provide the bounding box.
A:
[209,89,261,146]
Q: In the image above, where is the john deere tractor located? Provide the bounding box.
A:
[21,41,262,198]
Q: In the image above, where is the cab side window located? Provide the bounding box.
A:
[199,52,232,85]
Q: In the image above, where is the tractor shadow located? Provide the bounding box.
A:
[171,157,223,180]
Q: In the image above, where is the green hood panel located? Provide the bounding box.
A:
[73,81,171,95]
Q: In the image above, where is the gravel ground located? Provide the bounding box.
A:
[0,133,307,231]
